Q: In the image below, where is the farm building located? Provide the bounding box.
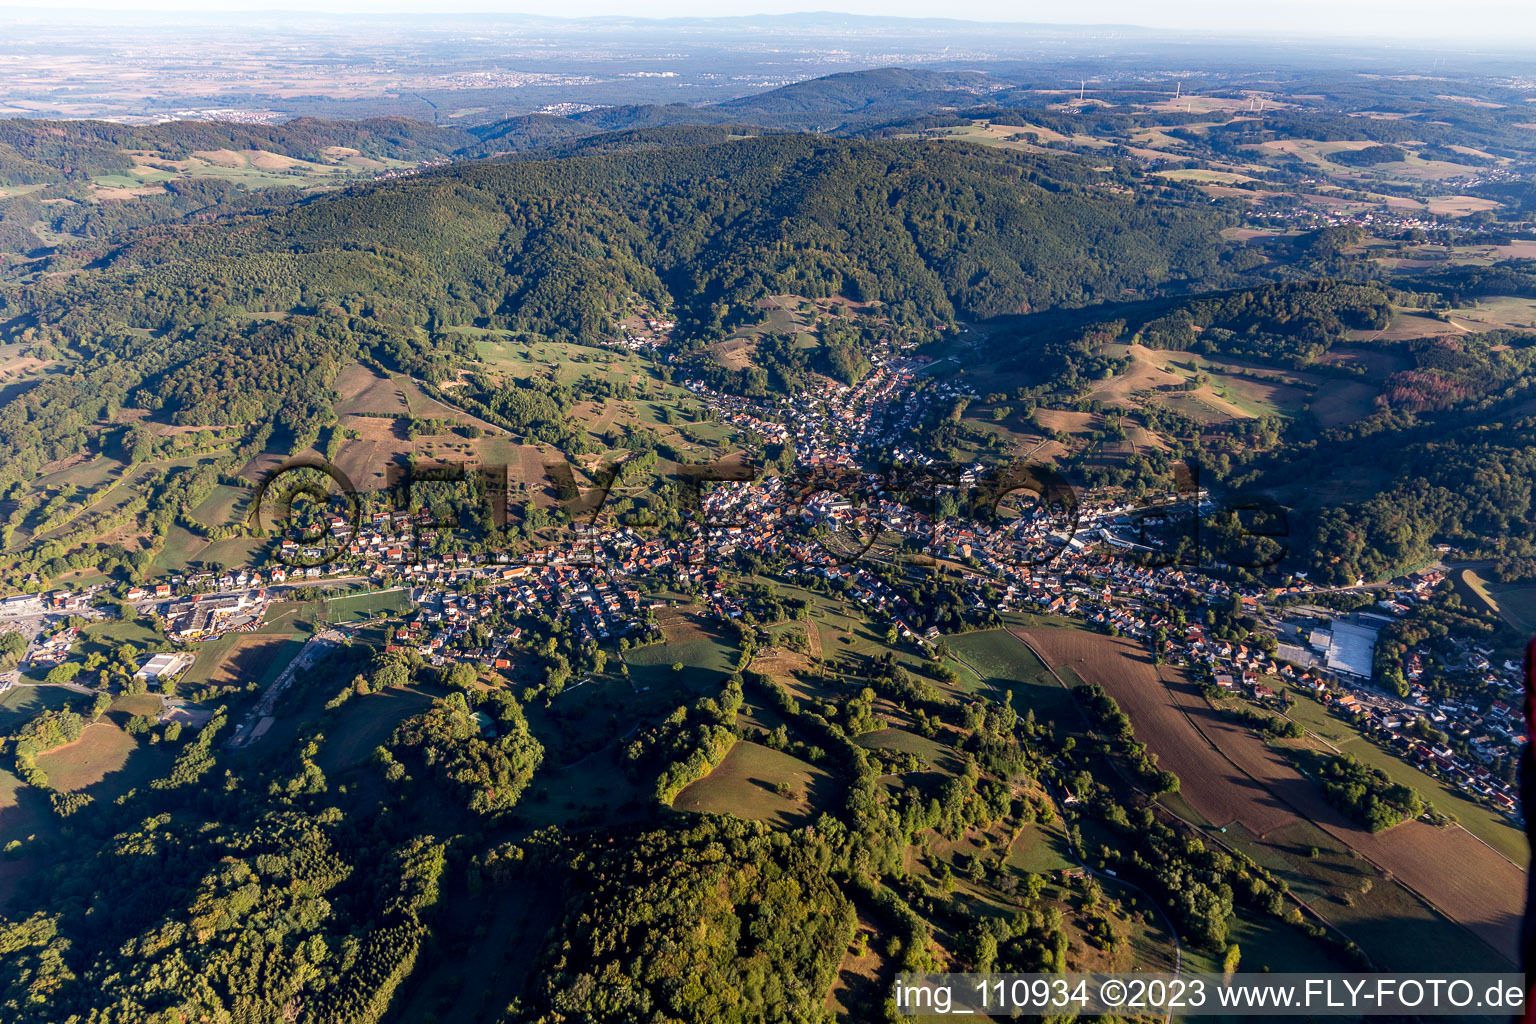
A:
[134,652,195,682]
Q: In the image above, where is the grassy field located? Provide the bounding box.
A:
[186,633,298,690]
[856,727,963,776]
[324,588,412,622]
[26,692,174,798]
[0,684,78,728]
[255,600,323,637]
[672,740,835,827]
[180,631,242,686]
[34,719,137,793]
[1004,819,1075,875]
[622,607,739,693]
[1456,568,1536,636]
[1154,167,1257,185]
[75,615,172,662]
[760,580,941,691]
[944,628,1077,725]
[188,484,249,530]
[187,600,326,693]
[315,685,437,775]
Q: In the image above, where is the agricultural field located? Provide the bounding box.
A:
[943,628,1076,724]
[1246,138,1494,183]
[325,353,738,497]
[1456,567,1536,637]
[1017,623,1522,969]
[1153,167,1257,185]
[468,334,738,462]
[1279,689,1526,864]
[672,740,835,827]
[78,146,410,198]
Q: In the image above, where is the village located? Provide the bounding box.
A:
[0,337,1525,824]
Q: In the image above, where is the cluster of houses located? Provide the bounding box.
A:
[684,354,925,471]
[384,565,656,668]
[27,626,80,670]
[11,323,1527,823]
[1245,199,1485,238]
[610,314,676,353]
[701,441,1531,822]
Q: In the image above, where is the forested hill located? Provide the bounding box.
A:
[0,117,474,185]
[713,67,1003,115]
[0,68,1024,181]
[464,68,1020,153]
[0,134,1229,485]
[32,133,1228,337]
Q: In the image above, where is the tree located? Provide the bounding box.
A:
[44,663,80,684]
[372,659,410,691]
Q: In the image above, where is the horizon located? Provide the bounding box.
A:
[4,3,1536,47]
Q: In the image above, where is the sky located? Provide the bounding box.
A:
[19,0,1536,45]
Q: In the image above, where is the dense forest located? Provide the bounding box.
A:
[2,54,1533,1022]
[0,133,1229,491]
[0,117,472,185]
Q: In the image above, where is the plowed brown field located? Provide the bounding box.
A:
[1013,625,1524,962]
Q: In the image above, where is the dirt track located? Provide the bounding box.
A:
[1014,626,1525,963]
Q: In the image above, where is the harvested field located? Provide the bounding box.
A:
[672,740,834,827]
[333,361,409,417]
[1017,625,1523,964]
[1016,626,1296,836]
[200,633,299,689]
[34,720,136,793]
[1033,409,1097,434]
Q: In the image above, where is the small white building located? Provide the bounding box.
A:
[134,652,194,682]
